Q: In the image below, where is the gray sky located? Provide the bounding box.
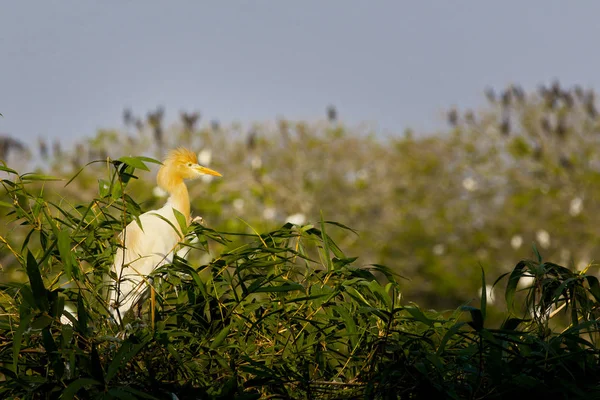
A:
[1,1,599,146]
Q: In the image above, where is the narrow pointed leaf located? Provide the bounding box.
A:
[25,251,49,311]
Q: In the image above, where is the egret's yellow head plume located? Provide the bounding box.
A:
[164,148,199,166]
[157,147,221,191]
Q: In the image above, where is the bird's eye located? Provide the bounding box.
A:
[187,162,192,167]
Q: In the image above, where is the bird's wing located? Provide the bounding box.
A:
[117,209,184,267]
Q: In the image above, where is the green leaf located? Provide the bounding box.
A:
[42,327,65,377]
[404,305,433,327]
[505,260,528,312]
[210,325,232,349]
[57,230,74,280]
[320,212,333,272]
[532,243,542,263]
[60,378,101,400]
[51,295,65,320]
[461,305,484,331]
[111,180,123,199]
[20,173,63,182]
[436,321,468,355]
[106,337,149,383]
[367,280,392,310]
[31,314,53,330]
[12,309,33,372]
[480,266,487,321]
[109,387,161,400]
[98,179,111,197]
[25,251,49,312]
[118,156,150,171]
[173,208,188,235]
[324,220,359,235]
[106,388,139,400]
[90,343,105,385]
[117,163,138,185]
[134,156,162,165]
[18,285,36,309]
[344,286,373,308]
[76,294,89,335]
[254,283,304,293]
[0,164,17,174]
[0,200,14,208]
[585,275,600,302]
[334,305,358,348]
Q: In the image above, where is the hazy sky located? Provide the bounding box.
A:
[1,1,599,147]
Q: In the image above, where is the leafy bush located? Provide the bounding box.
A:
[2,157,600,399]
[5,82,600,316]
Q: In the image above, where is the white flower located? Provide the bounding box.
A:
[480,284,495,305]
[198,149,212,166]
[263,207,276,220]
[510,235,523,250]
[232,198,245,212]
[462,177,478,192]
[569,197,583,216]
[536,229,551,249]
[433,244,445,256]
[153,186,168,198]
[286,213,306,225]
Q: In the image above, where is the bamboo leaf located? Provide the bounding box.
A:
[0,164,17,174]
[42,327,65,378]
[60,378,101,400]
[76,294,89,335]
[25,251,49,312]
[585,275,600,302]
[505,260,528,312]
[118,156,151,171]
[210,325,232,349]
[480,266,487,321]
[404,305,433,327]
[106,337,149,383]
[57,229,73,280]
[461,305,484,331]
[90,343,105,386]
[31,314,53,330]
[12,309,33,372]
[20,173,63,182]
[98,179,111,198]
[254,283,303,293]
[320,212,333,272]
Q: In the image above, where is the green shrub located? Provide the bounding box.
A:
[1,156,600,399]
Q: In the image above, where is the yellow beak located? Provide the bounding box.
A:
[195,165,222,177]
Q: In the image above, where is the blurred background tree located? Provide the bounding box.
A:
[2,82,600,317]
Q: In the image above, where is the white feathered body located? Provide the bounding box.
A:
[110,199,185,317]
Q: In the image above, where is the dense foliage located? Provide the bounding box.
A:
[1,155,600,398]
